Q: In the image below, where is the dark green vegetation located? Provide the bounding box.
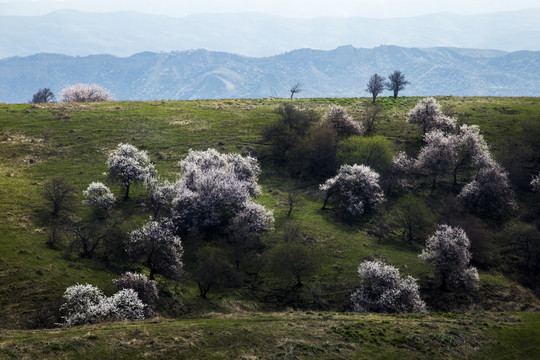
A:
[1,97,540,357]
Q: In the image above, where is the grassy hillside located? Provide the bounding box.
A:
[1,311,539,359]
[0,96,539,357]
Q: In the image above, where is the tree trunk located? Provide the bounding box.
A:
[124,184,130,200]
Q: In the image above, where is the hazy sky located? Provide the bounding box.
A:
[1,0,540,18]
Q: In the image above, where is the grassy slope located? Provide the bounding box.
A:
[0,97,539,356]
[0,311,538,359]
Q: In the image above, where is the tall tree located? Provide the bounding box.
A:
[365,74,386,103]
[386,70,410,99]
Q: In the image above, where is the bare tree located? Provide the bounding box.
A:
[386,70,410,99]
[30,88,55,104]
[365,74,386,103]
[363,103,383,133]
[42,177,77,217]
[289,82,303,99]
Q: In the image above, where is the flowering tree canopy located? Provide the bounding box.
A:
[351,260,426,313]
[144,176,176,220]
[458,160,516,219]
[59,284,145,327]
[322,105,364,137]
[107,143,154,200]
[320,164,384,216]
[419,225,479,291]
[415,130,458,189]
[128,219,183,280]
[83,182,116,211]
[172,149,272,235]
[408,97,456,134]
[59,83,114,103]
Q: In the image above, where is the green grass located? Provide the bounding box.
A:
[0,311,537,359]
[0,97,539,356]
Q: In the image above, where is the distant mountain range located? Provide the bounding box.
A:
[1,10,540,59]
[1,46,539,103]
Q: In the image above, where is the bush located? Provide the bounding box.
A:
[322,105,364,138]
[267,242,320,287]
[191,246,239,298]
[113,272,159,306]
[288,125,338,179]
[59,83,114,102]
[351,260,426,313]
[263,103,318,163]
[338,135,393,175]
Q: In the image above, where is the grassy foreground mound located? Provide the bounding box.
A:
[1,311,539,359]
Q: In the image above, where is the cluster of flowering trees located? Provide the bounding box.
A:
[60,145,275,325]
[59,284,145,327]
[52,98,538,325]
[352,224,478,313]
[406,98,516,219]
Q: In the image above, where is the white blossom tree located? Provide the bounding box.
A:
[107,143,155,200]
[103,288,145,322]
[59,284,107,327]
[113,272,159,306]
[59,284,146,327]
[419,225,479,291]
[128,219,183,280]
[143,176,176,220]
[408,97,456,134]
[458,160,516,219]
[531,172,540,192]
[322,105,364,138]
[59,83,114,103]
[414,130,458,190]
[227,200,274,267]
[172,149,271,235]
[83,182,116,212]
[320,164,384,216]
[351,260,426,313]
[452,124,491,185]
[386,151,414,191]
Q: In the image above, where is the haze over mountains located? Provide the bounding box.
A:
[1,9,540,58]
[1,9,539,102]
[1,46,539,103]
